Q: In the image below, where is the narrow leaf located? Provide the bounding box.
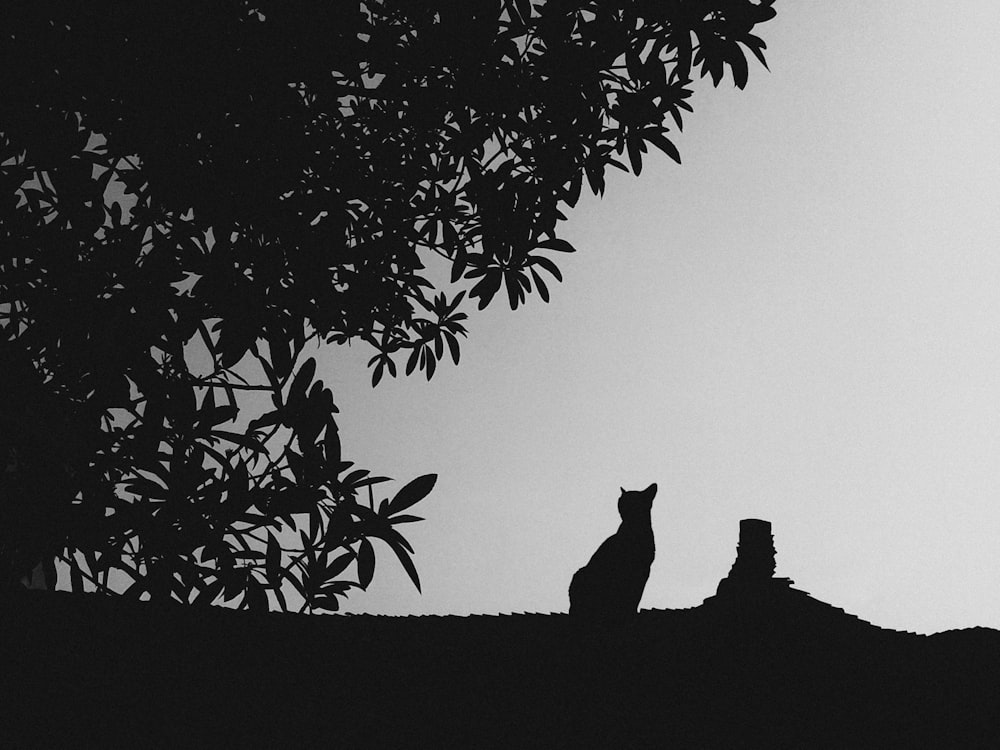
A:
[530,269,550,303]
[388,544,421,593]
[643,131,682,164]
[536,238,576,253]
[266,532,281,582]
[386,473,437,515]
[199,405,238,428]
[247,410,281,432]
[444,331,461,365]
[530,254,563,282]
[289,357,317,402]
[357,539,375,589]
[311,595,340,612]
[325,551,354,581]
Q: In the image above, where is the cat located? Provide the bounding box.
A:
[569,483,657,618]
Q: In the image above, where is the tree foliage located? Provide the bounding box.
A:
[0,0,776,610]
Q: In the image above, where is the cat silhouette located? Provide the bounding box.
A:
[569,483,657,618]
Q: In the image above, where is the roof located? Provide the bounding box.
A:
[4,579,998,746]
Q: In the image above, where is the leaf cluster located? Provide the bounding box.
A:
[0,0,775,608]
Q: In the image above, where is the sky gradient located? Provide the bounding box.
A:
[323,1,1000,635]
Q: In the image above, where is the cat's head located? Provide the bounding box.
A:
[617,483,657,520]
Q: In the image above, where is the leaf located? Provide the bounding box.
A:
[536,238,576,253]
[324,424,342,465]
[405,346,420,376]
[626,135,643,175]
[741,34,769,69]
[341,468,370,487]
[258,354,281,395]
[387,543,421,593]
[199,404,238,429]
[530,254,563,282]
[728,44,749,89]
[300,529,314,565]
[585,159,605,196]
[444,331,461,365]
[607,156,629,174]
[289,357,317,405]
[353,475,392,490]
[325,551,354,580]
[530,269,550,302]
[201,380,217,413]
[380,526,414,555]
[357,538,375,589]
[444,290,466,316]
[265,532,281,582]
[470,268,502,310]
[319,581,357,597]
[643,131,682,164]
[385,473,437,516]
[513,0,532,24]
[311,595,340,612]
[389,514,424,525]
[247,410,281,432]
[505,270,523,310]
[563,170,583,208]
[234,550,266,561]
[424,349,437,380]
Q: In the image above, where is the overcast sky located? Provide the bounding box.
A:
[322,1,1000,635]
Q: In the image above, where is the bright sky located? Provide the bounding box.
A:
[324,1,1000,635]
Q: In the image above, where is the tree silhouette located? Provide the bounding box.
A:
[0,0,776,610]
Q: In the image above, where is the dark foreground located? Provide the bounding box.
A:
[3,583,999,748]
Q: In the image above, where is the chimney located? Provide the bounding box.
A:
[716,519,790,595]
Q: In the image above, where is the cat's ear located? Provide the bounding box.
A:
[619,486,625,494]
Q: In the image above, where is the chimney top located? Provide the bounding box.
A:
[716,518,789,596]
